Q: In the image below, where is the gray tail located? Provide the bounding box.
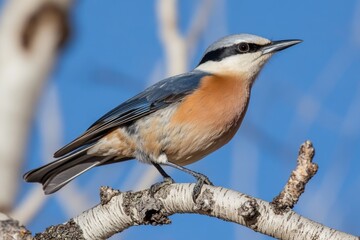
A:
[23,146,114,194]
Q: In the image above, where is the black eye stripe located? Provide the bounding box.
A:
[198,43,263,65]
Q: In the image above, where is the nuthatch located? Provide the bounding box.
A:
[24,34,301,200]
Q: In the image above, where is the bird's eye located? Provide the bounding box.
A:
[237,42,250,53]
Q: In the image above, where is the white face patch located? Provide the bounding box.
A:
[195,34,276,84]
[196,52,273,83]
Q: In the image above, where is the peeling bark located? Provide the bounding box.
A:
[61,184,357,240]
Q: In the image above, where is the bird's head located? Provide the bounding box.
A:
[196,34,302,84]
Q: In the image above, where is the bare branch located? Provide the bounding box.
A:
[272,140,318,212]
[185,0,214,55]
[3,141,358,239]
[30,183,356,240]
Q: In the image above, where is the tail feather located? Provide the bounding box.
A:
[23,145,92,183]
[42,155,113,194]
[23,146,114,194]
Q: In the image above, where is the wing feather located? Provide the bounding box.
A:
[54,70,210,158]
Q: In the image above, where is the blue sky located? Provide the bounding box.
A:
[10,0,360,239]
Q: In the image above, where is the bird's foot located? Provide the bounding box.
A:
[192,174,213,202]
[149,177,175,197]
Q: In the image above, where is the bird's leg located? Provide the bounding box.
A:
[163,162,213,202]
[149,163,175,196]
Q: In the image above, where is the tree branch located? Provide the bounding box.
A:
[8,141,353,240]
[29,183,355,240]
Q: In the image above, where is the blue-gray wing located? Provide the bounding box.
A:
[54,70,210,158]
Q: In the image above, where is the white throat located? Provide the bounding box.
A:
[195,53,272,83]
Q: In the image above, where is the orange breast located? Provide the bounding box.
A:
[166,73,251,165]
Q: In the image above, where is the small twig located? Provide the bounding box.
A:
[272,140,318,213]
[185,0,214,56]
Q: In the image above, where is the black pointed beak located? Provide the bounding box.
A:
[261,39,302,55]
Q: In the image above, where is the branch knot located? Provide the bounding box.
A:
[194,189,215,213]
[238,198,260,227]
[22,2,70,51]
[122,191,171,226]
[100,186,121,205]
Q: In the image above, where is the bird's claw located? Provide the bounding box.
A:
[149,177,174,197]
[192,174,213,202]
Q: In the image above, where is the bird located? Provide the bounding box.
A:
[24,34,302,201]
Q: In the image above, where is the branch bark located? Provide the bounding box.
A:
[34,183,357,240]
[0,213,32,240]
[2,141,356,240]
[272,140,318,212]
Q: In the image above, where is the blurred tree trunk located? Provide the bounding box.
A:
[0,0,71,212]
